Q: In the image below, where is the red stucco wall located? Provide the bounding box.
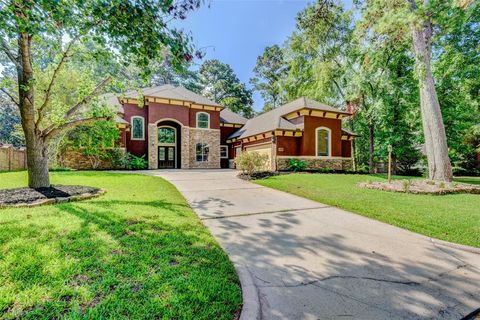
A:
[301,116,343,157]
[188,109,220,129]
[123,103,148,157]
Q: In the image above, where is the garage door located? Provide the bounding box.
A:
[245,143,273,171]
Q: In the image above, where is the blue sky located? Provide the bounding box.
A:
[176,0,313,111]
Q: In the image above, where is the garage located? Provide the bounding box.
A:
[244,143,273,171]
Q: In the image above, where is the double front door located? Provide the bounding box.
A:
[158,146,175,169]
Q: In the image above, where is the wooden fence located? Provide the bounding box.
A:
[0,144,27,171]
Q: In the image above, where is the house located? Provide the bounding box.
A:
[106,84,356,171]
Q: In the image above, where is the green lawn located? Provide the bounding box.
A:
[0,171,241,319]
[256,173,480,248]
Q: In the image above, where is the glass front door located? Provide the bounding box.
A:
[158,146,175,169]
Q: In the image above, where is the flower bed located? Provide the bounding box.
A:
[359,179,480,195]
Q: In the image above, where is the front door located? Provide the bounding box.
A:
[158,146,175,169]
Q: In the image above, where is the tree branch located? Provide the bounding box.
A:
[0,87,19,106]
[65,76,112,119]
[36,37,78,129]
[0,37,20,67]
[43,116,111,143]
[41,76,113,136]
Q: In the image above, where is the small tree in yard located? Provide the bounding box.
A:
[0,0,201,188]
[236,152,270,176]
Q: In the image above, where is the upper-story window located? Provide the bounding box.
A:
[131,116,145,140]
[196,112,210,129]
[316,127,331,157]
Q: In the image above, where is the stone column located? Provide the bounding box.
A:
[181,126,190,169]
[148,124,158,169]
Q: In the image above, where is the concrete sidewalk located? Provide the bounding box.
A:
[136,169,480,320]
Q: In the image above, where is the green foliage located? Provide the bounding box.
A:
[250,45,289,112]
[61,120,120,169]
[120,153,148,170]
[236,152,269,175]
[0,0,201,74]
[0,171,242,318]
[287,159,307,172]
[198,59,254,118]
[0,101,23,147]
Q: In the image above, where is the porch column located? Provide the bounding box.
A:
[148,123,158,169]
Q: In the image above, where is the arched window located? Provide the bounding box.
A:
[158,126,176,145]
[316,127,331,157]
[196,112,210,129]
[196,143,209,161]
[131,116,145,140]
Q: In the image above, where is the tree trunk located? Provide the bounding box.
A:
[368,123,375,173]
[411,18,453,182]
[17,33,51,188]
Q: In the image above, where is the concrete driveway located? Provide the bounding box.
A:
[138,169,480,320]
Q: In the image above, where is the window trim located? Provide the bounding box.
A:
[196,143,209,162]
[196,112,210,129]
[220,145,228,159]
[315,127,332,157]
[131,116,145,141]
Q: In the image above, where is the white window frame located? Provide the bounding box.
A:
[196,112,210,129]
[315,127,332,157]
[131,116,145,140]
[220,145,228,159]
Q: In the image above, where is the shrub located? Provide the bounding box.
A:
[287,159,307,172]
[236,152,269,176]
[113,152,148,170]
[402,179,411,192]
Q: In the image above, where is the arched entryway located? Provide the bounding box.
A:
[157,120,182,169]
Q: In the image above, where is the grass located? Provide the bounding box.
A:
[255,173,480,248]
[0,171,241,319]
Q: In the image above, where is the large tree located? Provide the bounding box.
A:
[250,45,289,112]
[357,0,473,181]
[0,0,201,188]
[198,59,254,118]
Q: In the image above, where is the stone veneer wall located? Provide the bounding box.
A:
[148,124,221,169]
[276,157,353,171]
[185,128,221,169]
[148,123,158,169]
[59,148,126,170]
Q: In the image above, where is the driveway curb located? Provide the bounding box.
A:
[236,265,261,320]
[431,238,480,255]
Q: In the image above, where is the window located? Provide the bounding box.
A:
[196,143,209,162]
[196,112,210,129]
[316,127,331,157]
[220,145,228,159]
[158,127,176,145]
[131,116,144,140]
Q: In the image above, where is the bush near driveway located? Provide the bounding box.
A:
[256,173,480,248]
[0,171,241,319]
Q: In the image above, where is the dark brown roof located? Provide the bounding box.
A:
[122,84,222,107]
[229,97,350,139]
[220,108,248,124]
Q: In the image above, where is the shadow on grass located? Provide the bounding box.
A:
[1,198,241,319]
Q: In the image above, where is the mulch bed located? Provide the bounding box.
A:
[238,171,281,180]
[359,179,480,195]
[0,185,105,208]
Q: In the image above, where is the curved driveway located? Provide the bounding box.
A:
[140,169,480,320]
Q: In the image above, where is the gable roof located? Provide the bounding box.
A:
[229,97,350,140]
[122,84,222,107]
[220,108,248,125]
